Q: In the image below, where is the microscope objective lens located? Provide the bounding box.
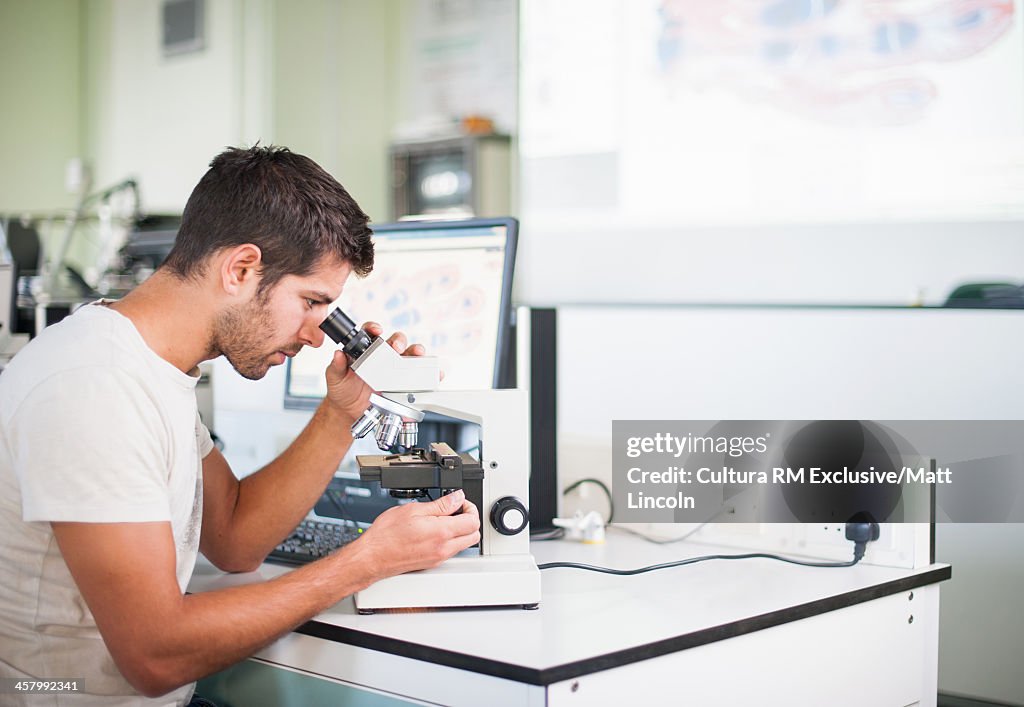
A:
[351,407,383,438]
[399,421,418,448]
[376,413,403,450]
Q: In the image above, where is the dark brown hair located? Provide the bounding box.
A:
[162,145,373,294]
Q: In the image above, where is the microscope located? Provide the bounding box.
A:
[320,308,541,613]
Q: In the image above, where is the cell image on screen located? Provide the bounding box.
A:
[285,219,516,407]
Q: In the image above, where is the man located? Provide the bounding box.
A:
[0,146,481,705]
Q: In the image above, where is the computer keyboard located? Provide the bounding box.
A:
[267,518,364,566]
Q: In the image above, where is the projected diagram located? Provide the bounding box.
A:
[656,0,1015,124]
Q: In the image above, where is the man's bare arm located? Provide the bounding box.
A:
[201,325,422,571]
[52,491,478,698]
[199,399,353,571]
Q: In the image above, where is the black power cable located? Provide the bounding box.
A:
[562,478,614,523]
[539,520,879,575]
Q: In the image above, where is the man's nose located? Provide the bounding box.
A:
[300,318,326,348]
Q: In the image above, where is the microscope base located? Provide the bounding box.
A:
[354,553,541,613]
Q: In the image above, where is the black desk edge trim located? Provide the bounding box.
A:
[294,564,951,686]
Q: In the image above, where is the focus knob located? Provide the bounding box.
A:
[490,496,529,536]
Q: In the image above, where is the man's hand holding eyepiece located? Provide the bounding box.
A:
[320,307,440,424]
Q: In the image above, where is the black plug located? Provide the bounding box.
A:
[845,512,880,564]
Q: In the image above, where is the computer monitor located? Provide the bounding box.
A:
[284,217,518,409]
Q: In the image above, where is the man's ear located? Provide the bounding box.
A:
[219,244,263,296]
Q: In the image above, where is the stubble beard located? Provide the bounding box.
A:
[214,295,278,381]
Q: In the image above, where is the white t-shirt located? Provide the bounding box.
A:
[0,303,214,707]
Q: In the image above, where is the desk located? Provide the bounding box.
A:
[187,533,949,706]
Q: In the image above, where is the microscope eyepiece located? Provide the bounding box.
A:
[320,307,358,343]
[320,307,372,359]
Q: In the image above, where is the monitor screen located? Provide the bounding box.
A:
[284,217,517,409]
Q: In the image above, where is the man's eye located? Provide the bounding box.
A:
[304,298,317,309]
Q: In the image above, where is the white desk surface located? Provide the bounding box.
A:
[187,531,949,685]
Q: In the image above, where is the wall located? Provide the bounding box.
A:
[78,0,397,218]
[271,0,398,222]
[516,0,1024,309]
[393,0,517,137]
[556,307,1024,481]
[3,0,439,226]
[514,219,1024,309]
[555,305,1024,704]
[0,0,82,213]
[81,0,271,213]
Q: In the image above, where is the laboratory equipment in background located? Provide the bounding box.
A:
[0,262,28,368]
[3,178,143,336]
[321,307,540,613]
[389,134,511,220]
[943,281,1024,308]
[95,215,181,296]
[0,263,14,338]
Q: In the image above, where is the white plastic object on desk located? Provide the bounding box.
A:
[552,510,606,544]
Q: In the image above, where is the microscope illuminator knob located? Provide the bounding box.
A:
[490,496,529,536]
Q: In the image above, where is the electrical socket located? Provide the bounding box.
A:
[805,523,849,547]
[801,521,895,554]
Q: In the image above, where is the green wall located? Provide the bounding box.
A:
[79,0,112,201]
[1,0,399,222]
[271,0,399,223]
[0,0,82,213]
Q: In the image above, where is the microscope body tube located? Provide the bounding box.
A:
[319,307,439,446]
